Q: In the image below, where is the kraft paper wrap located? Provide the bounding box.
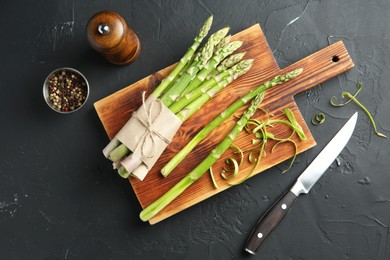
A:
[115,93,182,170]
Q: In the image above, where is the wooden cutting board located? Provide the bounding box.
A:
[94,24,354,224]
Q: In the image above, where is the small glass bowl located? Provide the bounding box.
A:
[43,67,90,114]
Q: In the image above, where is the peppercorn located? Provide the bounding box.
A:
[47,70,87,112]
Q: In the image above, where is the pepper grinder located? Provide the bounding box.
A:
[86,11,141,65]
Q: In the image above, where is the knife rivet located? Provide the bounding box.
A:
[257,233,263,239]
[281,204,287,210]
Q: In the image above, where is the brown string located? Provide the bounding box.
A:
[132,92,171,158]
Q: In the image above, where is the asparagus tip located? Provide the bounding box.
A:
[286,68,304,79]
[221,26,230,35]
[239,59,254,69]
[204,15,214,27]
[211,27,230,42]
[199,16,214,37]
[296,68,304,75]
[229,41,243,49]
[204,17,213,28]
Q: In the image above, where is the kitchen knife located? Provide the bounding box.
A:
[244,112,358,255]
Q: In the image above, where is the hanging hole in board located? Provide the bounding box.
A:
[332,55,340,62]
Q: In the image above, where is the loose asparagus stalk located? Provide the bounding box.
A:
[206,52,246,80]
[180,41,243,96]
[169,59,252,114]
[160,27,230,107]
[140,92,265,222]
[176,59,254,122]
[161,68,304,176]
[152,16,213,98]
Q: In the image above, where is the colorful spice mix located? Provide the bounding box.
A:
[48,70,88,112]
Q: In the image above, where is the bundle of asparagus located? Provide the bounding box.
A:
[103,16,253,180]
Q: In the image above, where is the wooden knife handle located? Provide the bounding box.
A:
[244,190,298,254]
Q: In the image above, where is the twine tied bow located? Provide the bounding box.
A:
[132,92,171,158]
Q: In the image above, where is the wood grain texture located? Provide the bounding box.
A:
[94,24,354,224]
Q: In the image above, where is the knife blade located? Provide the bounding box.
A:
[244,112,358,255]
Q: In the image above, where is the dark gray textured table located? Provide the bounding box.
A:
[1,0,389,259]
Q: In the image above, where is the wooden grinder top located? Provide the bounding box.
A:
[86,11,141,65]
